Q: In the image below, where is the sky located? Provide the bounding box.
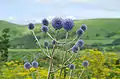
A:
[0,0,120,24]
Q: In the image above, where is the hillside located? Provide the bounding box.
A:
[0,20,28,39]
[0,18,120,49]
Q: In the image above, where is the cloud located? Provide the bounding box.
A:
[7,16,16,21]
[66,16,76,20]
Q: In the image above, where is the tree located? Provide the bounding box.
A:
[0,28,10,62]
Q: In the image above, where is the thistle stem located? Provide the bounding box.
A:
[32,30,50,58]
[78,69,85,79]
[66,36,77,45]
[47,45,55,79]
[47,32,66,44]
[47,32,56,41]
[70,48,80,64]
[59,32,68,79]
[62,32,68,63]
[63,53,74,65]
[46,47,51,56]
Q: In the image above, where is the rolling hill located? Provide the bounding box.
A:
[0,18,120,49]
[0,20,28,39]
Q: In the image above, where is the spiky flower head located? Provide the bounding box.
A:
[72,45,78,53]
[41,26,48,32]
[44,41,49,48]
[76,28,84,37]
[42,18,49,26]
[28,23,34,30]
[82,60,89,67]
[63,19,74,31]
[68,64,75,70]
[76,40,84,48]
[52,40,56,45]
[80,24,87,31]
[24,62,31,70]
[52,17,63,30]
[32,60,38,68]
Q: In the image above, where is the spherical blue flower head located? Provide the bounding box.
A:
[41,26,48,32]
[68,64,75,70]
[76,28,84,37]
[52,17,63,30]
[80,24,87,31]
[72,45,78,53]
[76,40,84,48]
[42,19,49,26]
[52,40,56,45]
[32,60,38,68]
[82,60,89,67]
[24,62,31,70]
[28,23,34,30]
[44,41,49,47]
[63,19,74,31]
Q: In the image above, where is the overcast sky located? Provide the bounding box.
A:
[0,0,120,24]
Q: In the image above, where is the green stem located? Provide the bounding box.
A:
[78,69,85,79]
[70,48,80,64]
[47,32,56,41]
[59,32,68,79]
[50,65,67,73]
[47,32,66,44]
[62,32,68,63]
[47,45,55,79]
[66,36,77,45]
[46,47,51,57]
[32,30,50,58]
[63,53,74,65]
[71,54,79,63]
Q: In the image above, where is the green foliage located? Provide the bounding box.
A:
[74,49,120,79]
[0,50,120,79]
[0,28,10,62]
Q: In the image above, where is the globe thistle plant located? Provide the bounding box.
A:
[28,23,34,30]
[52,17,63,30]
[76,28,84,37]
[42,18,49,26]
[28,17,88,79]
[41,26,49,33]
[32,60,38,68]
[63,19,74,31]
[76,40,84,48]
[82,60,89,67]
[80,24,87,31]
[72,45,78,53]
[24,62,31,70]
[68,64,75,70]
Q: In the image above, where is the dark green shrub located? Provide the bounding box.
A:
[0,28,10,62]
